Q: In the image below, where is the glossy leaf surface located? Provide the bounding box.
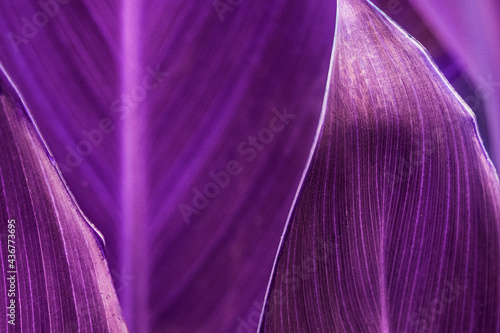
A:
[260,0,500,332]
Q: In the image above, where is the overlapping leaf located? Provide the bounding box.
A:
[0,69,127,332]
[260,0,500,332]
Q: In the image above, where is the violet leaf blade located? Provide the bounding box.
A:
[0,0,337,332]
[0,69,127,332]
[260,0,500,332]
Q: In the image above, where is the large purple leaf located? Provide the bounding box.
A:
[0,69,127,331]
[260,0,500,332]
[0,0,336,331]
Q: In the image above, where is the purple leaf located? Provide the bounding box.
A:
[0,0,336,331]
[260,0,500,332]
[0,69,127,331]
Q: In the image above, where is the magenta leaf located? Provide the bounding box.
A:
[259,0,500,332]
[0,0,336,331]
[0,69,127,332]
